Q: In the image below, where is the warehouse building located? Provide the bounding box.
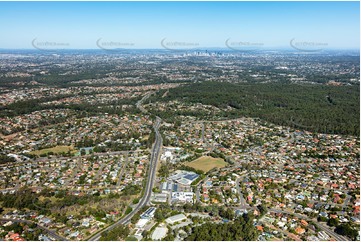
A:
[165,214,187,224]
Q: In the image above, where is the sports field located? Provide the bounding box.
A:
[185,156,227,172]
[30,145,75,156]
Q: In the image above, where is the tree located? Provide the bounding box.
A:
[100,225,130,241]
[327,218,339,227]
[257,204,268,217]
[318,216,328,222]
[334,224,358,240]
[0,155,15,164]
[219,207,234,220]
[80,149,86,156]
[186,214,258,241]
[125,207,132,215]
[158,162,170,177]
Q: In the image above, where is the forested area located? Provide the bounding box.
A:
[155,82,359,135]
[186,213,259,241]
[99,225,129,241]
[0,95,71,117]
[0,155,15,164]
[334,223,359,240]
[0,188,129,223]
[0,94,138,118]
[0,188,102,214]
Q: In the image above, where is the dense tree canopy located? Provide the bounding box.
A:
[0,155,15,164]
[100,225,130,241]
[154,82,359,136]
[334,223,359,240]
[186,213,259,241]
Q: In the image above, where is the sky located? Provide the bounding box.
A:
[0,1,359,50]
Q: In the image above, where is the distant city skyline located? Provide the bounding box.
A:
[0,1,359,50]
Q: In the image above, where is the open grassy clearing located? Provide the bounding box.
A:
[185,156,227,172]
[29,145,76,156]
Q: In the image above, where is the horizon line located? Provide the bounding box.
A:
[0,47,359,51]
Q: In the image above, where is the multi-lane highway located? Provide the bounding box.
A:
[88,117,162,241]
[136,91,154,113]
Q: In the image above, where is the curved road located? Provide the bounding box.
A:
[88,117,162,241]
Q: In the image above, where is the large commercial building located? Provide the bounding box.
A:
[135,218,149,229]
[151,227,168,240]
[140,207,156,219]
[168,170,199,186]
[165,214,187,224]
[171,192,194,203]
[151,193,168,203]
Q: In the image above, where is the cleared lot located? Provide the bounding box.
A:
[185,156,227,172]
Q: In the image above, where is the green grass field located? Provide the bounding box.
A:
[30,145,75,156]
[185,156,227,172]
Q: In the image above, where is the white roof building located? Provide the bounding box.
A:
[135,218,149,228]
[151,227,168,240]
[151,193,168,203]
[165,214,187,224]
[171,192,194,203]
[164,151,172,158]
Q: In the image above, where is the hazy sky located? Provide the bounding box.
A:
[0,1,359,49]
